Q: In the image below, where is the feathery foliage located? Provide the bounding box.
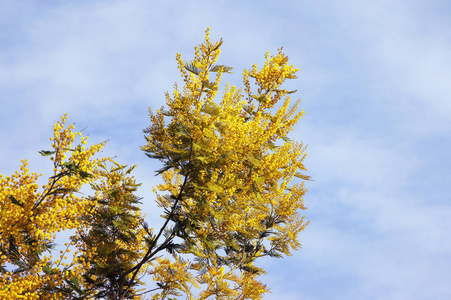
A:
[0,29,309,299]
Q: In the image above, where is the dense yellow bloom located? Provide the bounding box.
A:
[0,115,111,298]
[1,29,310,299]
[143,28,310,299]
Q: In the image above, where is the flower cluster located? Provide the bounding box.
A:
[142,28,310,299]
[0,115,107,298]
[1,29,309,300]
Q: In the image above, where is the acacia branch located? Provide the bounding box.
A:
[120,144,193,299]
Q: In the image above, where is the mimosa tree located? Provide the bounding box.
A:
[0,29,310,300]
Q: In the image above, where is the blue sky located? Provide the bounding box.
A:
[1,1,450,299]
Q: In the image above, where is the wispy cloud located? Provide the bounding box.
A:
[1,1,450,299]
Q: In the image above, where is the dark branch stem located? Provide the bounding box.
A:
[120,144,194,299]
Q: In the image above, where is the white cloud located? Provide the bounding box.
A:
[336,0,451,136]
[1,1,450,299]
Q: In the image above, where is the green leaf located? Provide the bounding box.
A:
[209,64,233,74]
[155,164,172,175]
[211,38,223,51]
[275,89,297,94]
[267,141,278,150]
[252,94,266,103]
[247,153,261,168]
[197,156,210,164]
[77,170,92,179]
[162,110,174,116]
[281,135,292,143]
[256,192,264,202]
[111,165,126,172]
[184,61,202,75]
[39,150,55,156]
[62,162,78,172]
[112,160,122,167]
[110,206,123,214]
[125,165,137,175]
[294,172,312,181]
[9,195,24,207]
[42,263,54,275]
[206,182,223,193]
[279,55,289,65]
[202,80,218,92]
[47,188,75,196]
[268,181,279,193]
[259,230,276,238]
[112,220,127,230]
[64,271,86,295]
[90,183,102,190]
[200,103,220,116]
[253,176,266,184]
